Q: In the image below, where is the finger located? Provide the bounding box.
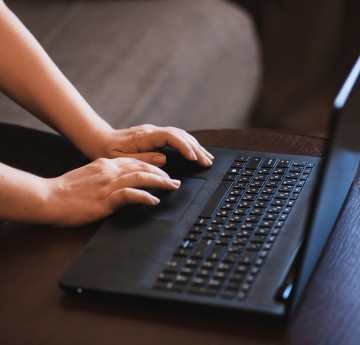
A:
[186,135,214,167]
[107,175,181,209]
[170,131,213,167]
[114,171,181,191]
[112,152,167,167]
[108,188,160,210]
[110,157,170,178]
[159,127,203,162]
[162,128,214,167]
[188,135,214,160]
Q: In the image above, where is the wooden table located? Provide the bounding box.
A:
[1,128,360,345]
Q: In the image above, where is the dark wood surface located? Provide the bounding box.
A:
[1,128,360,345]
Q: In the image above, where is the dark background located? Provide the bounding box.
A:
[233,0,360,136]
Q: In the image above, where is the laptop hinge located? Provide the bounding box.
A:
[274,242,302,302]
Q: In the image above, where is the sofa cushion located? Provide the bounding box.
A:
[1,0,261,132]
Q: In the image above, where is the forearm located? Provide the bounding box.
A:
[0,1,112,158]
[0,163,52,224]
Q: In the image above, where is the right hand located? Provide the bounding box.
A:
[45,157,181,227]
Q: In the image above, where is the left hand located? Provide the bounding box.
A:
[92,124,214,168]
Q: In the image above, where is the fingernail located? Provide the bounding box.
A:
[151,196,160,205]
[190,150,197,161]
[206,157,213,166]
[152,154,166,165]
[171,179,181,187]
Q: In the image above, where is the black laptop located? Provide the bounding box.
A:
[60,56,360,320]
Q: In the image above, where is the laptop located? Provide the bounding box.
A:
[59,56,360,320]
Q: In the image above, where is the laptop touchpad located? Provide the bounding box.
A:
[150,177,205,222]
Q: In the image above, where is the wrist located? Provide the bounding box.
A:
[0,165,53,224]
[73,121,115,160]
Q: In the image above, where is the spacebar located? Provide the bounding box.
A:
[199,181,233,218]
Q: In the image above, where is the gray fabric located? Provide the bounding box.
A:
[1,0,261,133]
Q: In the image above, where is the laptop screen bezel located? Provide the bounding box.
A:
[286,55,360,317]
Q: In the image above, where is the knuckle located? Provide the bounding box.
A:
[93,157,119,176]
[167,126,179,132]
[95,157,108,164]
[138,161,151,172]
[94,157,110,168]
[131,171,145,182]
[116,188,148,206]
[131,124,159,143]
[117,188,130,201]
[142,124,155,131]
[117,157,137,165]
[137,124,153,135]
[167,126,186,138]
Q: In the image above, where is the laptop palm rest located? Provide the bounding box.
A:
[60,178,206,294]
[144,177,205,222]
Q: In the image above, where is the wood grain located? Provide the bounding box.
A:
[1,129,360,345]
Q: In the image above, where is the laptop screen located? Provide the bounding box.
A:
[289,56,360,315]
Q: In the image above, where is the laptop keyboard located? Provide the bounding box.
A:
[153,155,315,301]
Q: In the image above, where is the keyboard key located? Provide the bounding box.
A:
[154,153,314,301]
[181,267,195,277]
[250,208,265,215]
[242,169,256,176]
[278,185,292,192]
[266,180,280,187]
[232,161,246,169]
[192,239,213,259]
[194,217,210,226]
[247,243,262,251]
[251,235,267,243]
[258,168,272,174]
[192,277,206,286]
[237,291,247,300]
[251,180,265,187]
[227,167,242,175]
[286,172,301,179]
[256,228,271,236]
[293,161,307,167]
[261,158,277,168]
[246,157,262,169]
[275,192,290,199]
[223,174,238,181]
[257,194,272,201]
[230,272,245,282]
[282,179,296,186]
[217,262,232,272]
[277,159,291,168]
[158,272,174,282]
[289,166,303,173]
[235,155,249,162]
[164,258,183,273]
[200,181,233,218]
[208,245,226,261]
[175,274,190,285]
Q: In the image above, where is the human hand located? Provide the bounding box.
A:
[90,124,214,168]
[45,157,181,227]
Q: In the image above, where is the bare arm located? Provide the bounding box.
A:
[0,1,213,226]
[0,1,111,158]
[0,162,51,224]
[0,2,214,165]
